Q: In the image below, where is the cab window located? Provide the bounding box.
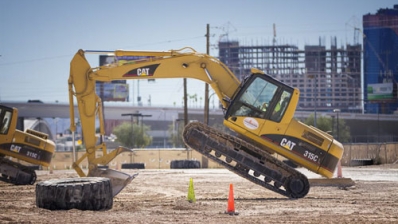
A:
[229,77,278,119]
[228,75,293,122]
[1,111,12,134]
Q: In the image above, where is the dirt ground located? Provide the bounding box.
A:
[1,165,398,224]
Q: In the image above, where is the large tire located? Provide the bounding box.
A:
[170,160,200,169]
[350,159,374,166]
[36,177,113,210]
[121,163,145,169]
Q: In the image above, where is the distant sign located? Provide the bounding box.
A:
[367,83,397,101]
[96,83,129,102]
[96,55,155,102]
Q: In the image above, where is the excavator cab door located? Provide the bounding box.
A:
[225,74,294,136]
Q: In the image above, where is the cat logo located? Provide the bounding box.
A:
[137,68,150,76]
[123,64,160,77]
[280,138,296,150]
[10,144,21,153]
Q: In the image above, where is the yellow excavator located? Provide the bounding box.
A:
[0,104,55,185]
[37,47,345,210]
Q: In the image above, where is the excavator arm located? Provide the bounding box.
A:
[68,47,241,196]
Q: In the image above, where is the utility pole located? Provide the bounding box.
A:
[183,80,188,127]
[204,23,210,125]
[202,24,210,168]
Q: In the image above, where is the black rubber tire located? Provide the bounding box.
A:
[36,177,113,210]
[350,159,374,166]
[121,163,145,169]
[170,160,200,169]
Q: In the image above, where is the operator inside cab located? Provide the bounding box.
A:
[227,75,293,123]
[270,91,291,122]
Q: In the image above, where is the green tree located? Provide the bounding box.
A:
[303,114,351,143]
[113,122,152,148]
[168,121,184,147]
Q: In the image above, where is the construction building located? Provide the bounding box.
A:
[218,40,362,113]
[363,5,398,114]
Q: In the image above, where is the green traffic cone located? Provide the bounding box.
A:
[187,178,196,203]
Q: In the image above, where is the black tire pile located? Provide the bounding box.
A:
[121,163,145,169]
[170,160,200,169]
[350,159,374,166]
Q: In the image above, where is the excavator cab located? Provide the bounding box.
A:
[224,72,343,179]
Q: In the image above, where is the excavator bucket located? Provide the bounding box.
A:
[88,167,138,197]
[74,147,140,197]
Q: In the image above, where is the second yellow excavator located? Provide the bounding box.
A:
[0,104,55,185]
[37,47,345,210]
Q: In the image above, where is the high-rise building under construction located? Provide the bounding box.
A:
[218,40,362,113]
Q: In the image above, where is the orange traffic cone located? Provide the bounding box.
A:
[337,160,343,178]
[225,183,239,215]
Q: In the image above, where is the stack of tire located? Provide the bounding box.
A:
[121,163,145,169]
[170,160,200,169]
[350,159,374,166]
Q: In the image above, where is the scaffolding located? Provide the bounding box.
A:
[218,40,362,112]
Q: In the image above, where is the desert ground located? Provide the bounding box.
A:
[1,164,398,224]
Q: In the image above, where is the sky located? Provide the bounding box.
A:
[1,0,397,107]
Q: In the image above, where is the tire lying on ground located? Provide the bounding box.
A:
[170,160,200,169]
[350,159,374,166]
[121,163,145,169]
[36,177,113,210]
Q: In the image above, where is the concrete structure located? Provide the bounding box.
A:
[218,40,362,113]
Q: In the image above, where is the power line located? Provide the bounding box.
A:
[0,36,205,66]
[0,54,71,66]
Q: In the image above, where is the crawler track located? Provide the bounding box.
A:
[0,157,36,185]
[183,122,310,198]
